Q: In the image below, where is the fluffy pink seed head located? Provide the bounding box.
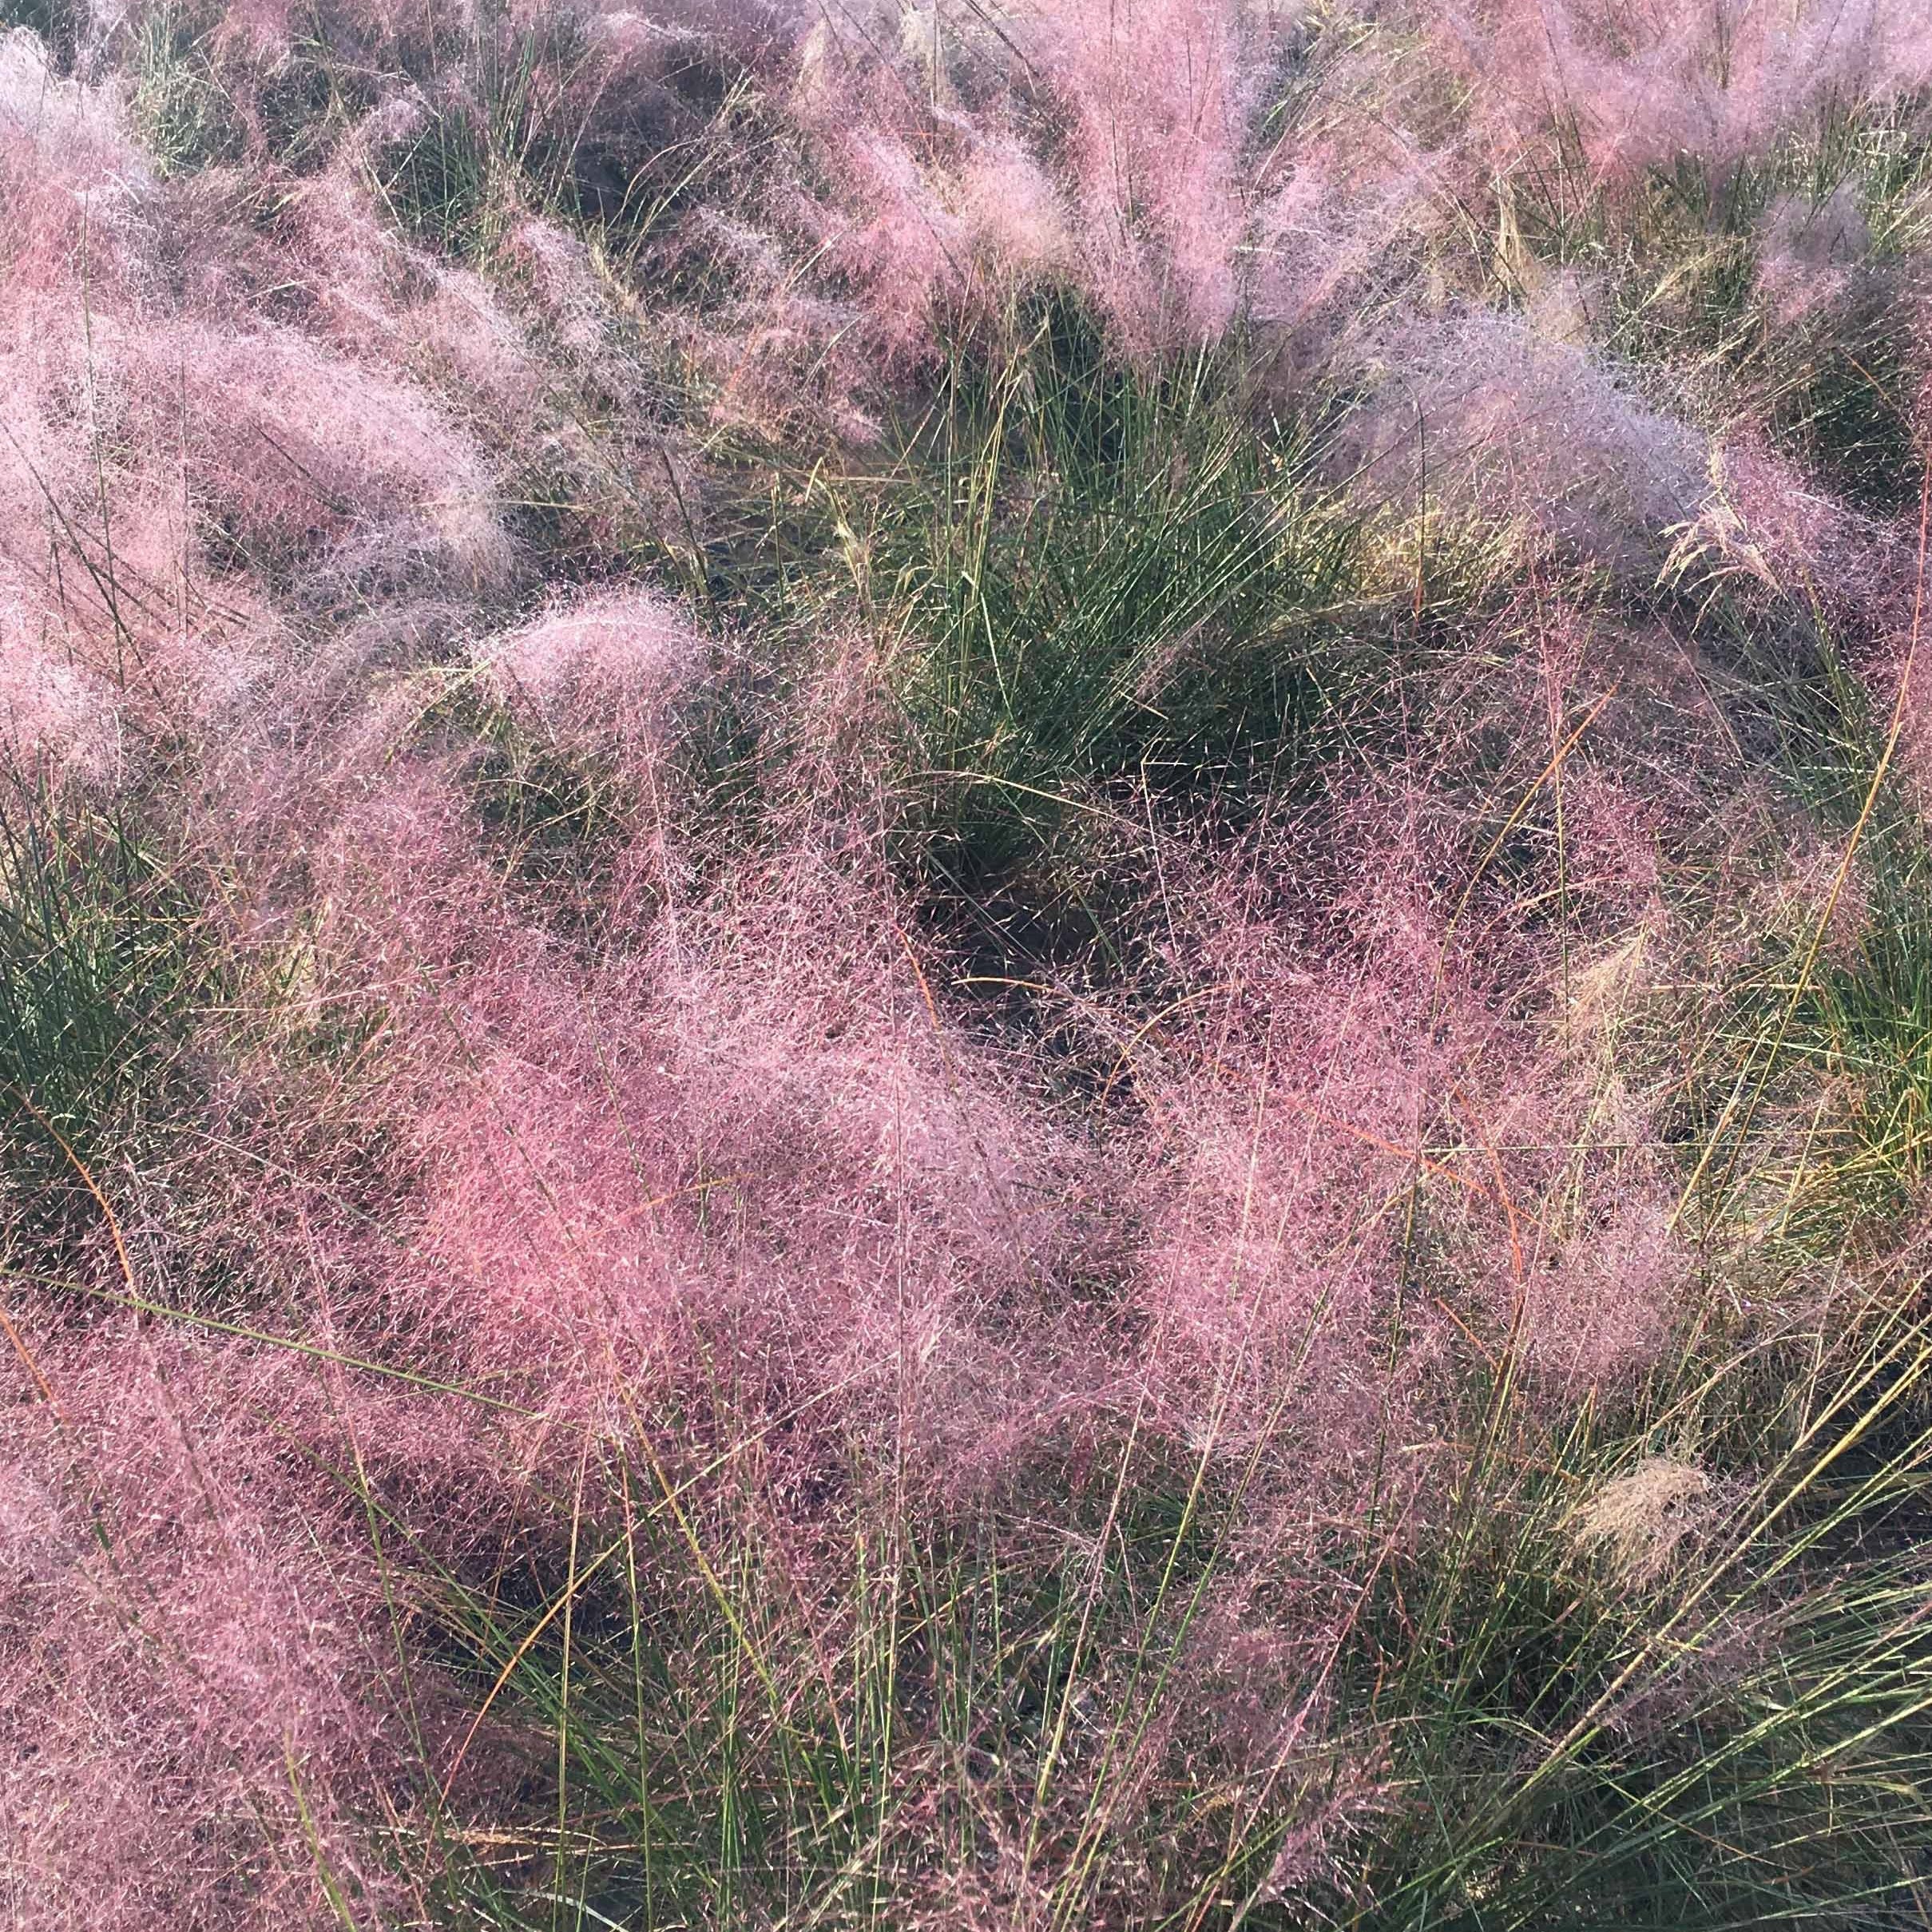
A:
[507,216,609,351]
[1355,309,1709,567]
[170,325,514,589]
[830,125,970,358]
[1028,0,1285,351]
[474,587,705,772]
[0,1338,411,1931]
[1440,0,1932,181]
[0,596,120,784]
[958,135,1072,281]
[0,30,155,294]
[1755,187,1871,324]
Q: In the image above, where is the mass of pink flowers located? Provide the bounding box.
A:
[2,0,1930,1923]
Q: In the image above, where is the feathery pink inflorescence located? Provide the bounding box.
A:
[0,1338,426,1930]
[1123,818,1686,1530]
[1438,0,1932,181]
[475,588,704,756]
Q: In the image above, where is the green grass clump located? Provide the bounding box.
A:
[0,782,208,1252]
[843,322,1373,973]
[127,2,243,175]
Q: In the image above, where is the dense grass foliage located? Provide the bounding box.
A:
[6,2,1932,1927]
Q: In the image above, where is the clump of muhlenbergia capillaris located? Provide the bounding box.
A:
[5,3,1932,1926]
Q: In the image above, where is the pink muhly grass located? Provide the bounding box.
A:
[0,307,284,728]
[665,200,886,442]
[1,2,1923,1916]
[1676,432,1917,626]
[274,159,425,347]
[791,0,1313,362]
[807,114,973,361]
[469,588,709,922]
[0,306,145,586]
[307,761,531,1000]
[1671,431,1932,784]
[0,30,156,297]
[957,133,1073,284]
[505,215,609,353]
[169,324,514,593]
[1439,0,1932,182]
[1351,304,1712,568]
[1033,0,1264,352]
[1754,186,1872,326]
[0,599,121,785]
[403,264,553,421]
[319,791,1092,1480]
[474,585,705,760]
[1249,142,1434,347]
[0,1335,423,1930]
[1119,813,1686,1521]
[790,80,1069,359]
